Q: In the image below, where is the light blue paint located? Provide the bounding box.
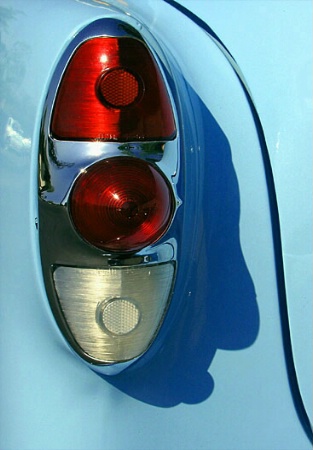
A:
[0,1,311,449]
[178,0,313,427]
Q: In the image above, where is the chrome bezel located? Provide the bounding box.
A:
[38,17,180,374]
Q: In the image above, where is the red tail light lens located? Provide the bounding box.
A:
[51,37,176,141]
[70,157,174,253]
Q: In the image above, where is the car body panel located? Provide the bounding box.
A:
[175,0,313,425]
[0,1,311,449]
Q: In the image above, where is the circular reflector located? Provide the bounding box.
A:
[99,298,141,336]
[69,157,174,253]
[98,68,142,108]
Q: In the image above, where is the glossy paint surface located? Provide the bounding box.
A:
[0,1,311,449]
[176,0,313,428]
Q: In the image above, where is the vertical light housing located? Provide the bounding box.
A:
[39,18,180,374]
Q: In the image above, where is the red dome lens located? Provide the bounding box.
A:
[69,157,174,253]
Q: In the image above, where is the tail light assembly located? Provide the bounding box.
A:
[38,19,180,374]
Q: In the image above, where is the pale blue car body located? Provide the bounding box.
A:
[0,1,312,449]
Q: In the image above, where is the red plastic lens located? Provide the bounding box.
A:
[51,37,176,141]
[70,157,174,253]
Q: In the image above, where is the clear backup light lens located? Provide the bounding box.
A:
[53,263,175,363]
[69,157,175,253]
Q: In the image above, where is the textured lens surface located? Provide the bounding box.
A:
[53,263,175,363]
[50,37,176,141]
[70,157,174,253]
[100,298,140,335]
[98,69,140,108]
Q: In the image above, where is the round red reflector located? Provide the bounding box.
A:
[98,68,141,108]
[69,157,174,253]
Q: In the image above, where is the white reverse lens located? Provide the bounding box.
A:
[53,263,174,363]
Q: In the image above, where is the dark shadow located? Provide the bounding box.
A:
[99,80,260,406]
